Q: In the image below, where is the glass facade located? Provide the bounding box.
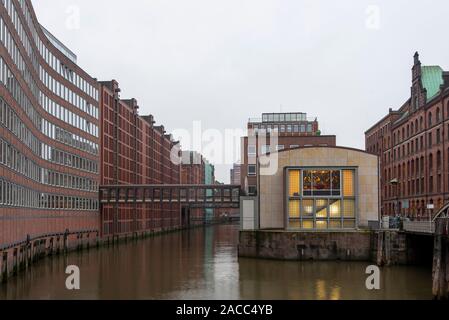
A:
[287,168,356,230]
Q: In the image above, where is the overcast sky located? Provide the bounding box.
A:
[32,0,449,183]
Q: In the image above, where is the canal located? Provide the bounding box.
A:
[0,224,432,300]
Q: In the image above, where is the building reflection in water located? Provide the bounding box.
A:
[0,224,432,300]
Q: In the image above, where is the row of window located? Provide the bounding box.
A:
[39,66,98,119]
[386,125,449,164]
[247,144,285,157]
[2,13,98,142]
[261,113,308,123]
[40,92,99,138]
[0,15,39,101]
[41,144,98,174]
[0,55,42,129]
[41,118,98,155]
[367,103,449,157]
[0,177,98,211]
[384,175,446,199]
[393,107,449,146]
[2,0,99,146]
[385,150,448,182]
[0,137,98,192]
[2,0,39,73]
[6,0,99,105]
[0,136,40,181]
[250,123,314,134]
[0,97,99,174]
[0,57,99,156]
[39,29,98,102]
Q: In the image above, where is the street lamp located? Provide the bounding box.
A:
[389,178,399,216]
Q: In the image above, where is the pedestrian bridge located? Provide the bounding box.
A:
[99,184,242,209]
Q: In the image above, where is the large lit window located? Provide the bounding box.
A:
[286,168,356,230]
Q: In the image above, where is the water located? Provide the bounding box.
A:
[0,224,432,300]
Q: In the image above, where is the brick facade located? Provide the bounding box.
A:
[0,0,100,246]
[99,80,181,236]
[366,53,449,219]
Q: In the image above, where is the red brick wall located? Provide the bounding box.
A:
[99,81,181,236]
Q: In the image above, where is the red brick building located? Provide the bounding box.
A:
[181,151,206,225]
[365,53,449,219]
[99,80,181,236]
[0,0,100,246]
[241,113,336,195]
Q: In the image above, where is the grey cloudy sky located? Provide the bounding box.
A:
[32,0,449,183]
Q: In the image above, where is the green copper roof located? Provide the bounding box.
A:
[422,66,444,101]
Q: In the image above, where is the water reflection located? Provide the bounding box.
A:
[0,224,432,300]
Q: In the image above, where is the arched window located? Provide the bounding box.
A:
[437,108,441,122]
[420,156,425,174]
[437,150,442,170]
[420,117,424,130]
[447,101,449,119]
[411,122,414,135]
[408,161,411,177]
[429,153,433,172]
[415,158,419,176]
[429,112,433,127]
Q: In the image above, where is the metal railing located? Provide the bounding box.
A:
[403,221,435,234]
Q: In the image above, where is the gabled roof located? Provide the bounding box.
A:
[422,66,444,101]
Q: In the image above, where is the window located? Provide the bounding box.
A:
[307,124,313,132]
[248,165,256,176]
[248,186,257,196]
[290,145,300,149]
[248,145,256,156]
[287,169,356,230]
[276,145,285,151]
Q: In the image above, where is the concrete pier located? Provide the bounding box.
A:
[239,229,438,265]
[239,230,373,261]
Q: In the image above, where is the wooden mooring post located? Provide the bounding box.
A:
[432,218,449,300]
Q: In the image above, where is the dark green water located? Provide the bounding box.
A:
[0,224,432,300]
